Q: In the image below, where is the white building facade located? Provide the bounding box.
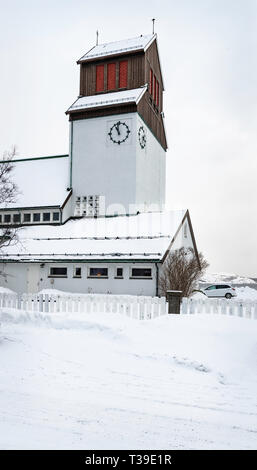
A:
[0,34,199,296]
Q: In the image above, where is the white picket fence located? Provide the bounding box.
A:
[1,292,256,321]
[0,292,168,320]
[181,297,257,319]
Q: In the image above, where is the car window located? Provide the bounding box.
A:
[206,285,216,290]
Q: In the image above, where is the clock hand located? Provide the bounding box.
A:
[116,121,121,135]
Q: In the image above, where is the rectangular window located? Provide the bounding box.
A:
[154,75,157,103]
[74,267,82,278]
[116,268,123,278]
[33,213,41,222]
[43,212,51,222]
[53,212,60,221]
[89,267,108,278]
[49,267,67,277]
[4,214,11,223]
[107,63,116,90]
[0,215,2,223]
[131,268,152,279]
[96,64,104,92]
[119,60,128,88]
[150,69,153,95]
[24,213,31,222]
[156,80,159,107]
[13,214,21,223]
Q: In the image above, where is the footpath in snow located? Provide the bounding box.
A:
[0,307,257,450]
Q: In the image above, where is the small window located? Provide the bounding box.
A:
[24,213,31,222]
[33,213,41,222]
[149,69,153,95]
[0,214,2,223]
[156,80,159,107]
[131,268,152,279]
[43,212,50,222]
[49,267,67,277]
[13,214,21,223]
[53,212,60,221]
[4,214,11,223]
[154,75,157,102]
[89,267,108,278]
[116,268,123,278]
[74,267,81,278]
[184,223,188,238]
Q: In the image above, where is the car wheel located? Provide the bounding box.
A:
[225,293,232,299]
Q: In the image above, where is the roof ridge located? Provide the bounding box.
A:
[0,154,69,164]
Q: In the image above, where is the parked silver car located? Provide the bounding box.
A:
[201,284,237,299]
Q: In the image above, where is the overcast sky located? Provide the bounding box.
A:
[0,0,256,276]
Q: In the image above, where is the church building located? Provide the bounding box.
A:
[0,33,199,296]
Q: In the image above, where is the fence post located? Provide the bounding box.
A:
[166,290,182,314]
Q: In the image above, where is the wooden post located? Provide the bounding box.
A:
[166,290,183,314]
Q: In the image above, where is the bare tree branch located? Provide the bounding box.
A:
[0,147,20,251]
[159,247,209,297]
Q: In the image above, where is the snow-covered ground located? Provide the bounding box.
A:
[0,309,257,449]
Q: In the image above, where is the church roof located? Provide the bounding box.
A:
[0,155,70,210]
[66,86,147,114]
[0,210,188,262]
[77,34,156,63]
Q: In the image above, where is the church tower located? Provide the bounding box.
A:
[66,34,167,217]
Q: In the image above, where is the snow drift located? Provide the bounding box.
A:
[0,309,257,449]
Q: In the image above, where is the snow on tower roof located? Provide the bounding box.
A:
[0,210,188,262]
[78,34,156,63]
[0,155,70,209]
[67,87,147,114]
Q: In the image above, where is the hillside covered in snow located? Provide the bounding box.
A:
[200,272,257,286]
[0,309,257,449]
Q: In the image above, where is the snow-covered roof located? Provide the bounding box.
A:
[78,34,156,63]
[0,210,187,261]
[67,87,147,114]
[0,155,70,209]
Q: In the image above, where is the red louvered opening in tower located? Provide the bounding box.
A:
[107,63,116,91]
[96,64,104,92]
[156,80,159,107]
[150,69,153,95]
[154,75,157,102]
[119,60,128,88]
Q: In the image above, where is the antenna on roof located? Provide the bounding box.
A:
[152,18,155,34]
[96,30,99,46]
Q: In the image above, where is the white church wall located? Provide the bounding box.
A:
[62,192,73,222]
[135,115,166,211]
[0,263,39,294]
[70,113,138,215]
[0,262,157,296]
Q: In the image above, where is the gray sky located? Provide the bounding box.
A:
[0,0,256,276]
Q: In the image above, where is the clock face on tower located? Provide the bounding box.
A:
[108,120,131,145]
[138,125,146,149]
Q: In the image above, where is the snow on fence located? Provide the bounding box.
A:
[181,297,257,320]
[0,292,168,320]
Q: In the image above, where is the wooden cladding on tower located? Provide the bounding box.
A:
[96,64,104,92]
